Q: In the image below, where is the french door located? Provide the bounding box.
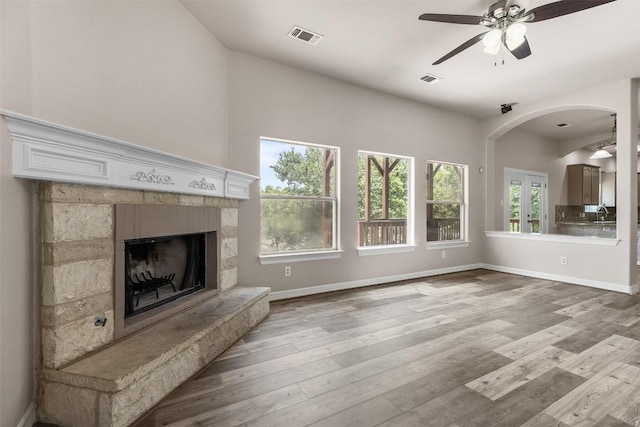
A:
[505,169,548,234]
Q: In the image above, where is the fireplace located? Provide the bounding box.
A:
[114,204,221,338]
[3,111,269,427]
[124,232,211,317]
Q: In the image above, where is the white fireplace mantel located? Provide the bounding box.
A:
[2,110,258,199]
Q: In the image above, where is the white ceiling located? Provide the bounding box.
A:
[182,0,640,139]
[518,109,616,141]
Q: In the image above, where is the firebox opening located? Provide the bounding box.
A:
[124,232,209,318]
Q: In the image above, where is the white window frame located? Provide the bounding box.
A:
[258,137,341,264]
[425,161,469,247]
[356,150,414,256]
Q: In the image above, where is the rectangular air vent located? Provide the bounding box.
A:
[419,73,442,84]
[289,26,323,45]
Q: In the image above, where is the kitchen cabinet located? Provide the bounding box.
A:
[567,164,600,205]
[601,172,616,207]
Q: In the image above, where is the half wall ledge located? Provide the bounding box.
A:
[39,286,270,427]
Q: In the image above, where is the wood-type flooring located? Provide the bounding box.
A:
[135,269,640,427]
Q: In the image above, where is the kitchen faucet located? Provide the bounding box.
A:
[597,204,609,221]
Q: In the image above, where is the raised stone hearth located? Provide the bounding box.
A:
[41,286,269,427]
[0,111,268,427]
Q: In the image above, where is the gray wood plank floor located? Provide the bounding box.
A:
[134,269,640,427]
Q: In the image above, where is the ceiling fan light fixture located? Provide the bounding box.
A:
[482,28,503,54]
[505,22,527,50]
[506,36,525,50]
[483,43,501,55]
[506,22,527,50]
[506,22,527,40]
[420,1,616,65]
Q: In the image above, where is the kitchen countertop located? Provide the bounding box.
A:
[556,221,617,226]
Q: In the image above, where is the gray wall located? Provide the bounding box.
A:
[0,2,229,424]
[227,51,484,293]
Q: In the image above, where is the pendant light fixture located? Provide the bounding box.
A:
[590,114,616,160]
[590,147,613,159]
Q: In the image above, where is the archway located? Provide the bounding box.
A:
[484,104,617,232]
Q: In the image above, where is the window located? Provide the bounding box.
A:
[426,161,466,242]
[358,151,412,247]
[260,138,338,255]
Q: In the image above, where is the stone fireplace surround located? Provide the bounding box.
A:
[1,111,270,426]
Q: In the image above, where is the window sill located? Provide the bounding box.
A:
[259,250,344,265]
[357,244,417,257]
[484,231,620,246]
[426,240,471,250]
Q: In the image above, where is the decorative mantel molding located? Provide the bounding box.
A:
[1,110,258,199]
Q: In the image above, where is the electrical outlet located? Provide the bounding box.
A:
[441,251,446,259]
[560,256,568,265]
[284,266,292,277]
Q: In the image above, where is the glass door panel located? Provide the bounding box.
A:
[509,180,522,232]
[504,169,547,234]
[528,181,542,233]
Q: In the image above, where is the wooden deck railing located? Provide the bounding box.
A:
[509,219,539,232]
[427,218,461,241]
[358,219,407,246]
[358,218,465,246]
[359,217,540,245]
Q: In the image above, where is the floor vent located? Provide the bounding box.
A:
[289,26,323,45]
[419,73,442,84]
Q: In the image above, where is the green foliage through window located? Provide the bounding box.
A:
[260,139,337,254]
[427,162,465,242]
[357,154,408,220]
[357,152,410,247]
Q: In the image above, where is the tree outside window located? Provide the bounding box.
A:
[509,180,522,232]
[358,152,411,247]
[260,138,337,254]
[426,162,466,242]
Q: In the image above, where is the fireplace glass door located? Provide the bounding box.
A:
[124,233,206,317]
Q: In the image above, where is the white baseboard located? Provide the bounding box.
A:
[269,263,484,301]
[269,262,639,301]
[17,402,36,427]
[481,263,636,295]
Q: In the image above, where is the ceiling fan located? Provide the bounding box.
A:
[419,0,617,65]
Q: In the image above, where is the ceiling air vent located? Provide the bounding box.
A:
[419,73,442,84]
[289,26,323,45]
